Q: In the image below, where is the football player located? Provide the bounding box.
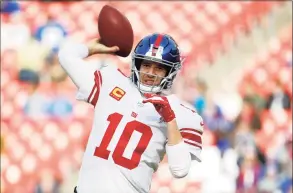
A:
[58,34,204,193]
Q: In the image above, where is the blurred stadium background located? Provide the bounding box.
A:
[0,1,292,193]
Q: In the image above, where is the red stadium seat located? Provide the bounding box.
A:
[239,25,292,98]
[3,1,281,71]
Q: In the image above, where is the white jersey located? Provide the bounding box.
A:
[58,44,203,193]
[75,64,203,193]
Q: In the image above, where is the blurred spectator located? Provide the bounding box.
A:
[47,82,74,118]
[41,51,73,117]
[1,12,31,51]
[0,0,20,14]
[193,78,207,116]
[236,149,262,193]
[204,104,234,155]
[34,15,67,53]
[47,52,67,83]
[265,79,291,111]
[204,104,233,132]
[234,98,262,132]
[272,137,293,193]
[18,69,51,119]
[47,97,73,118]
[279,176,293,193]
[34,169,61,193]
[257,161,280,193]
[242,83,266,112]
[233,117,266,167]
[18,68,73,118]
[219,148,240,193]
[200,146,239,193]
[17,38,49,72]
[234,120,257,160]
[41,51,67,83]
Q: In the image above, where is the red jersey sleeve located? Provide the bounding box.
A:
[168,96,204,162]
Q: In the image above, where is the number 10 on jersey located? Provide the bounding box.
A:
[94,113,153,169]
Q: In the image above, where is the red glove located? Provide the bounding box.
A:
[142,94,176,122]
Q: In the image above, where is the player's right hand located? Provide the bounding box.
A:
[87,38,119,56]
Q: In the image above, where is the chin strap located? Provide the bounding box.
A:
[137,81,162,93]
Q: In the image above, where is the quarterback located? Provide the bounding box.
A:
[58,34,204,193]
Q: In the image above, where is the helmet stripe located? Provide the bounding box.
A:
[151,34,163,56]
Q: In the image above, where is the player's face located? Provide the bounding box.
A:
[139,60,167,86]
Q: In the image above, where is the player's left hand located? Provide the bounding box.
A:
[142,94,175,122]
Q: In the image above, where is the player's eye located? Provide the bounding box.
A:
[142,63,151,68]
[156,66,166,72]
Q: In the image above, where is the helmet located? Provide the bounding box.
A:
[131,33,182,93]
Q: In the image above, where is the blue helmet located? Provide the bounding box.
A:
[131,33,182,93]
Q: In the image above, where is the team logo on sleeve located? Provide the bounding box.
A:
[109,87,126,101]
[131,112,138,118]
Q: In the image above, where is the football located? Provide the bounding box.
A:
[98,5,134,57]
